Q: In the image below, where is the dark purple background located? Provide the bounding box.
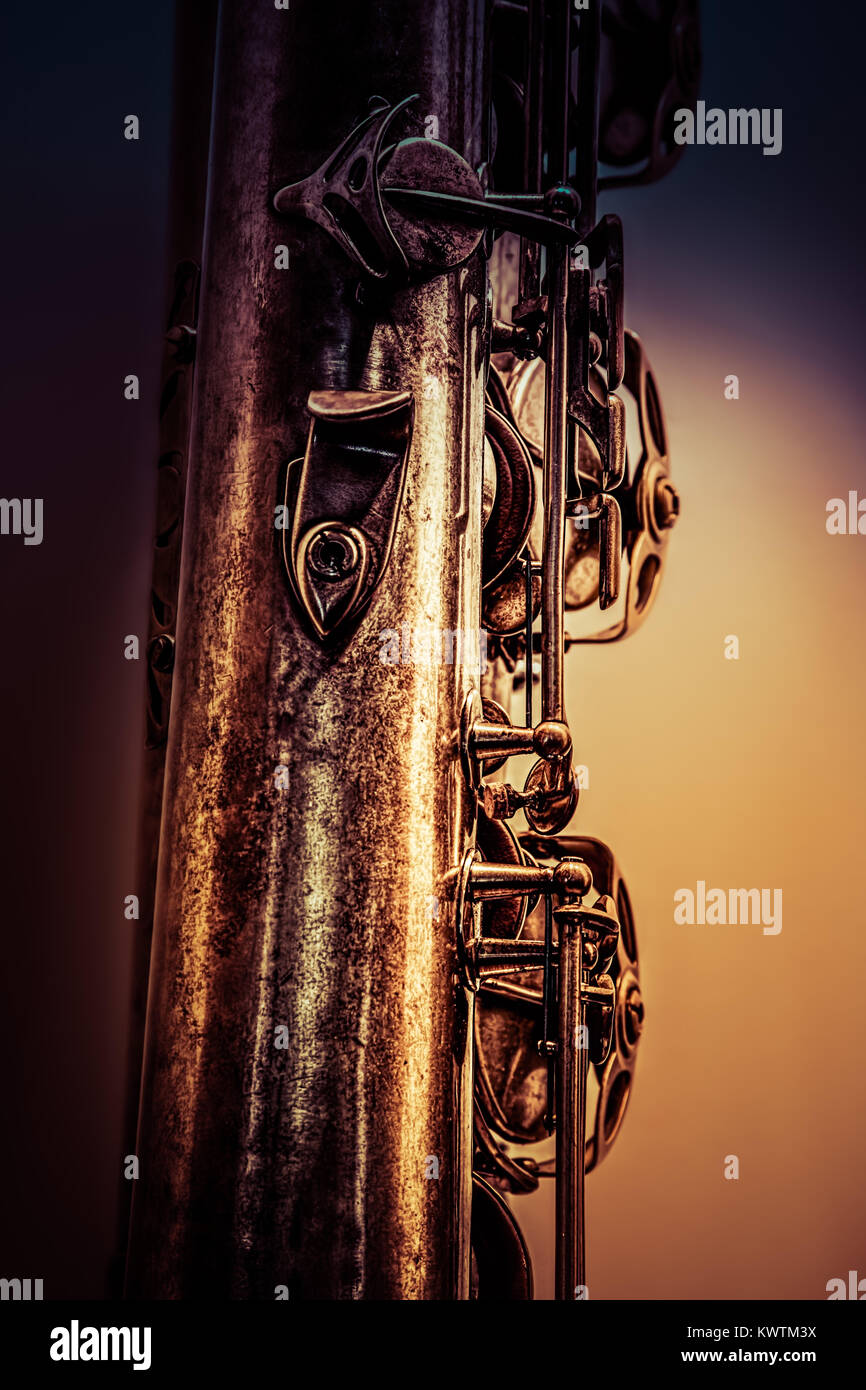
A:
[0,0,172,1296]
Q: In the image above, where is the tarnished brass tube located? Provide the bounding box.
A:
[126,0,487,1300]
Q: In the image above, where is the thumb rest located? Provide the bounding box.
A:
[125,0,697,1301]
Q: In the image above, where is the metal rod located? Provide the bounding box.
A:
[542,892,555,1132]
[555,908,586,1299]
[574,0,601,238]
[549,0,572,187]
[469,862,554,898]
[518,0,544,306]
[541,239,569,722]
[524,550,533,729]
[472,721,537,758]
[524,0,544,193]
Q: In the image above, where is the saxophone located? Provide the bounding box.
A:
[123,0,699,1301]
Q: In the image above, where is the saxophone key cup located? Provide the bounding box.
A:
[472,835,642,1172]
[566,330,678,643]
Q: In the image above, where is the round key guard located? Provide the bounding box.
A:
[495,330,678,637]
[474,835,641,1175]
[574,328,679,640]
[481,403,536,592]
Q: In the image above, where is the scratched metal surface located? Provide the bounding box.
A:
[126,0,487,1299]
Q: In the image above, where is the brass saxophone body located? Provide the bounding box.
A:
[124,0,699,1300]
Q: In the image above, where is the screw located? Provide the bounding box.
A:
[481,782,522,821]
[306,528,360,582]
[653,479,680,530]
[625,986,644,1043]
[544,184,581,219]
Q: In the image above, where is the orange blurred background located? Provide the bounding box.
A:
[510,170,866,1300]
